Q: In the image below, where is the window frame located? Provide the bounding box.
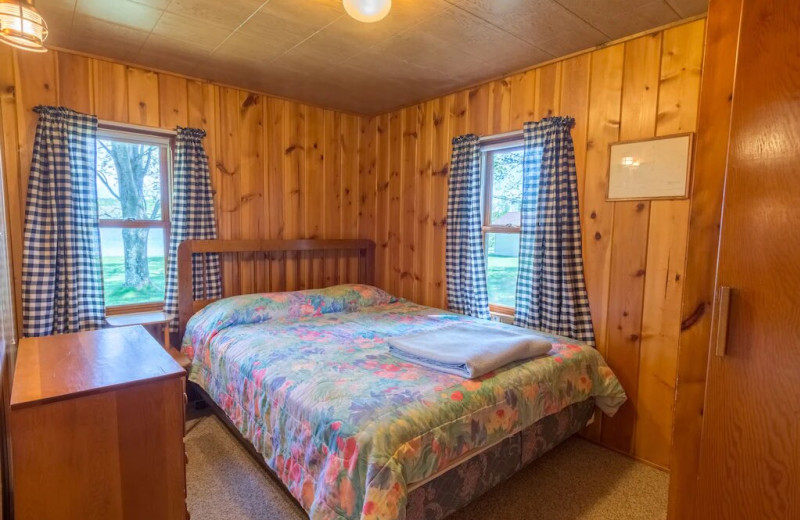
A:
[96,123,174,315]
[480,133,524,316]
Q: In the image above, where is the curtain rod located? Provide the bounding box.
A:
[98,119,178,137]
[478,130,523,144]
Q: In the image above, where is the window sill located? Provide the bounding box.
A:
[105,302,165,316]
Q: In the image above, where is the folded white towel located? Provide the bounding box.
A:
[388,321,553,378]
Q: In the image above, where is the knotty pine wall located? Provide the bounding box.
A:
[0,17,706,469]
[0,46,371,336]
[360,18,706,469]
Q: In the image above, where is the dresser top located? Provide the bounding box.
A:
[11,325,185,409]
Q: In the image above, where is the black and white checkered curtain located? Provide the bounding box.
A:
[445,134,490,319]
[22,106,105,337]
[514,117,595,345]
[164,127,222,331]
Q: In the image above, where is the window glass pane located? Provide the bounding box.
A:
[100,227,166,307]
[490,149,523,227]
[486,232,519,308]
[96,139,163,220]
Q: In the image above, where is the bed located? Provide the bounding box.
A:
[178,239,626,520]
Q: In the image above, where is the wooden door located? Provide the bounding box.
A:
[696,0,800,518]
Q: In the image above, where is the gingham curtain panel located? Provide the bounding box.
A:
[22,106,105,337]
[514,117,596,345]
[164,127,222,332]
[445,134,490,319]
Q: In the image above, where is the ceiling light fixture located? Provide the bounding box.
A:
[343,0,391,23]
[0,0,48,53]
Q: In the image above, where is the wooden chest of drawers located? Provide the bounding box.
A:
[9,326,187,520]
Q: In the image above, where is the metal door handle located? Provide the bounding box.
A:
[715,286,732,357]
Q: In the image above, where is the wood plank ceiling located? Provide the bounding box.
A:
[37,0,707,114]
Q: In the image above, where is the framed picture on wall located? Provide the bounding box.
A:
[607,133,694,200]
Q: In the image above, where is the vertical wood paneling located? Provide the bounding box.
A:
[534,62,562,119]
[400,106,419,299]
[374,114,390,290]
[158,75,188,129]
[387,111,402,295]
[601,33,662,454]
[126,67,159,127]
[416,102,434,306]
[358,116,377,242]
[239,91,264,293]
[216,88,241,297]
[323,110,341,286]
[305,107,325,286]
[92,60,127,122]
[283,102,305,290]
[509,70,536,134]
[266,97,286,290]
[57,53,93,115]
[636,20,705,469]
[340,114,360,282]
[559,54,591,207]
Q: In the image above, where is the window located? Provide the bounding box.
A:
[96,126,171,311]
[482,137,524,314]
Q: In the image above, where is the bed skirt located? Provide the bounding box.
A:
[405,398,595,520]
[195,383,594,520]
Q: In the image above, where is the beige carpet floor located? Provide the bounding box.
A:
[185,415,668,520]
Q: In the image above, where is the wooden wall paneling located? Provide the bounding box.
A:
[490,78,511,134]
[358,117,377,244]
[92,60,128,122]
[12,51,57,335]
[239,91,264,294]
[635,19,705,469]
[534,62,563,120]
[400,106,419,300]
[216,87,241,297]
[283,101,305,290]
[424,95,454,309]
[559,54,591,207]
[510,70,536,130]
[601,33,662,454]
[467,84,490,136]
[306,106,325,287]
[158,74,188,129]
[0,46,20,337]
[579,44,624,441]
[669,3,739,516]
[266,98,286,291]
[56,53,93,115]
[340,114,360,283]
[415,102,434,306]
[323,110,341,286]
[126,67,159,127]
[387,111,402,295]
[374,114,390,291]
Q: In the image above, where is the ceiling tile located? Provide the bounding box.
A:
[150,12,232,52]
[66,15,151,61]
[665,0,707,17]
[166,0,265,29]
[37,0,708,114]
[76,0,162,32]
[555,0,680,39]
[455,0,607,47]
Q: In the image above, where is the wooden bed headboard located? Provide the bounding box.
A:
[177,239,375,337]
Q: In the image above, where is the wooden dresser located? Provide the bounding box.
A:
[9,326,188,520]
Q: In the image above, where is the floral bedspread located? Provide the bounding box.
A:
[183,285,626,520]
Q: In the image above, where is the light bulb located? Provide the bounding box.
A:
[343,0,391,23]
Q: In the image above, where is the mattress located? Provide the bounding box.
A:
[183,285,626,520]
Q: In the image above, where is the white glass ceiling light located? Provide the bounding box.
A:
[0,0,48,53]
[343,0,391,23]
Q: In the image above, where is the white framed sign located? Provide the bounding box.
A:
[607,133,693,201]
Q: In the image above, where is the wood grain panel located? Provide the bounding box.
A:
[601,32,662,454]
[57,53,93,115]
[635,19,704,468]
[126,67,159,127]
[157,74,188,129]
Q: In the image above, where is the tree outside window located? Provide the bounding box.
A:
[96,130,170,309]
